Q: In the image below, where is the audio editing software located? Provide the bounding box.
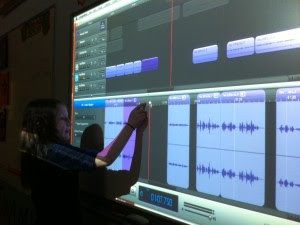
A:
[73,0,300,97]
[73,87,300,222]
[74,0,300,98]
[72,0,300,224]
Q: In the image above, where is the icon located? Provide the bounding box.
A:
[139,190,144,197]
[240,91,246,97]
[130,186,137,196]
[75,73,79,82]
[100,20,106,30]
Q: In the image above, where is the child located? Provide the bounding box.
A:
[20,98,147,225]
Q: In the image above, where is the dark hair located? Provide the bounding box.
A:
[20,98,66,189]
[20,98,63,156]
[80,123,104,152]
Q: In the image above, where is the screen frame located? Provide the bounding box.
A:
[70,1,300,224]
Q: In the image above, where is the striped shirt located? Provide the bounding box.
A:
[45,143,98,171]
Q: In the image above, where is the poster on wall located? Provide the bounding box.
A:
[0,108,6,142]
[0,72,9,106]
[21,10,50,41]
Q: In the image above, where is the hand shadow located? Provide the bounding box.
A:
[79,124,138,200]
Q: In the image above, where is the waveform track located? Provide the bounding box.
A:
[222,122,236,132]
[168,162,188,168]
[221,168,236,179]
[198,120,261,134]
[278,125,300,133]
[197,164,261,184]
[169,123,189,127]
[196,164,219,177]
[197,120,219,133]
[278,179,300,188]
[238,171,259,184]
[239,121,259,134]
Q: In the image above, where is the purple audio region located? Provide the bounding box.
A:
[196,90,265,206]
[141,57,159,72]
[122,98,140,170]
[227,37,254,58]
[104,98,139,171]
[106,57,159,78]
[104,99,124,170]
[255,28,300,54]
[192,45,218,64]
[167,95,190,189]
[276,88,300,215]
